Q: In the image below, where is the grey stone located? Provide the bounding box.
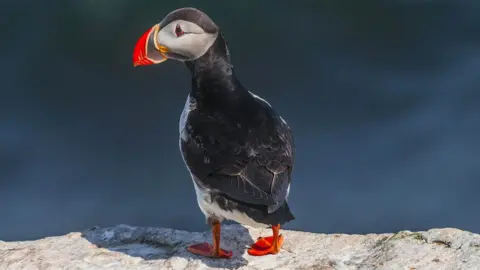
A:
[1,224,480,270]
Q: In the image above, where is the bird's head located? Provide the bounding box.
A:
[133,7,219,67]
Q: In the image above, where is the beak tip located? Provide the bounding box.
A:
[132,24,167,67]
[132,26,154,67]
[132,58,154,67]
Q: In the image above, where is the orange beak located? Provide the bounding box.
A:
[132,24,168,67]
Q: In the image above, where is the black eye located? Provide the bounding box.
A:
[175,24,184,37]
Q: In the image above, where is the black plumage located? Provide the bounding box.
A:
[133,6,296,257]
[180,32,295,227]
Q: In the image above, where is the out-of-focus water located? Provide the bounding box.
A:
[1,1,479,241]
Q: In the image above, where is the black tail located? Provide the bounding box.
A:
[214,192,295,227]
[264,201,295,226]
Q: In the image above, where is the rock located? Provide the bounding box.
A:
[1,224,479,270]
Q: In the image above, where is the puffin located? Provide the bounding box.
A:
[132,7,295,258]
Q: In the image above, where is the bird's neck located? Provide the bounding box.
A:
[185,33,245,102]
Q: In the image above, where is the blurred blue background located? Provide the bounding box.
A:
[1,1,479,241]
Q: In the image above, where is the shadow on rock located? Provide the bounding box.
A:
[81,223,254,269]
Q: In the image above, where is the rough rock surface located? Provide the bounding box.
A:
[1,224,480,270]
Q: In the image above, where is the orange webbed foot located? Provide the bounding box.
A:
[247,234,284,256]
[252,235,276,249]
[187,242,233,259]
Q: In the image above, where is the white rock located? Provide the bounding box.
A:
[1,224,479,270]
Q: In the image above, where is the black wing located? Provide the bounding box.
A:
[210,132,294,212]
[182,94,294,211]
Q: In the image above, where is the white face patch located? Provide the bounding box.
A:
[156,20,218,61]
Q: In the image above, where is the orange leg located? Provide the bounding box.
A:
[187,221,232,259]
[247,224,284,256]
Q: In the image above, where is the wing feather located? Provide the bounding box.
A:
[197,118,294,207]
[183,90,295,208]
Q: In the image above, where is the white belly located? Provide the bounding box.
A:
[192,180,267,228]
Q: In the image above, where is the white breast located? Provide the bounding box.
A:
[179,94,196,141]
